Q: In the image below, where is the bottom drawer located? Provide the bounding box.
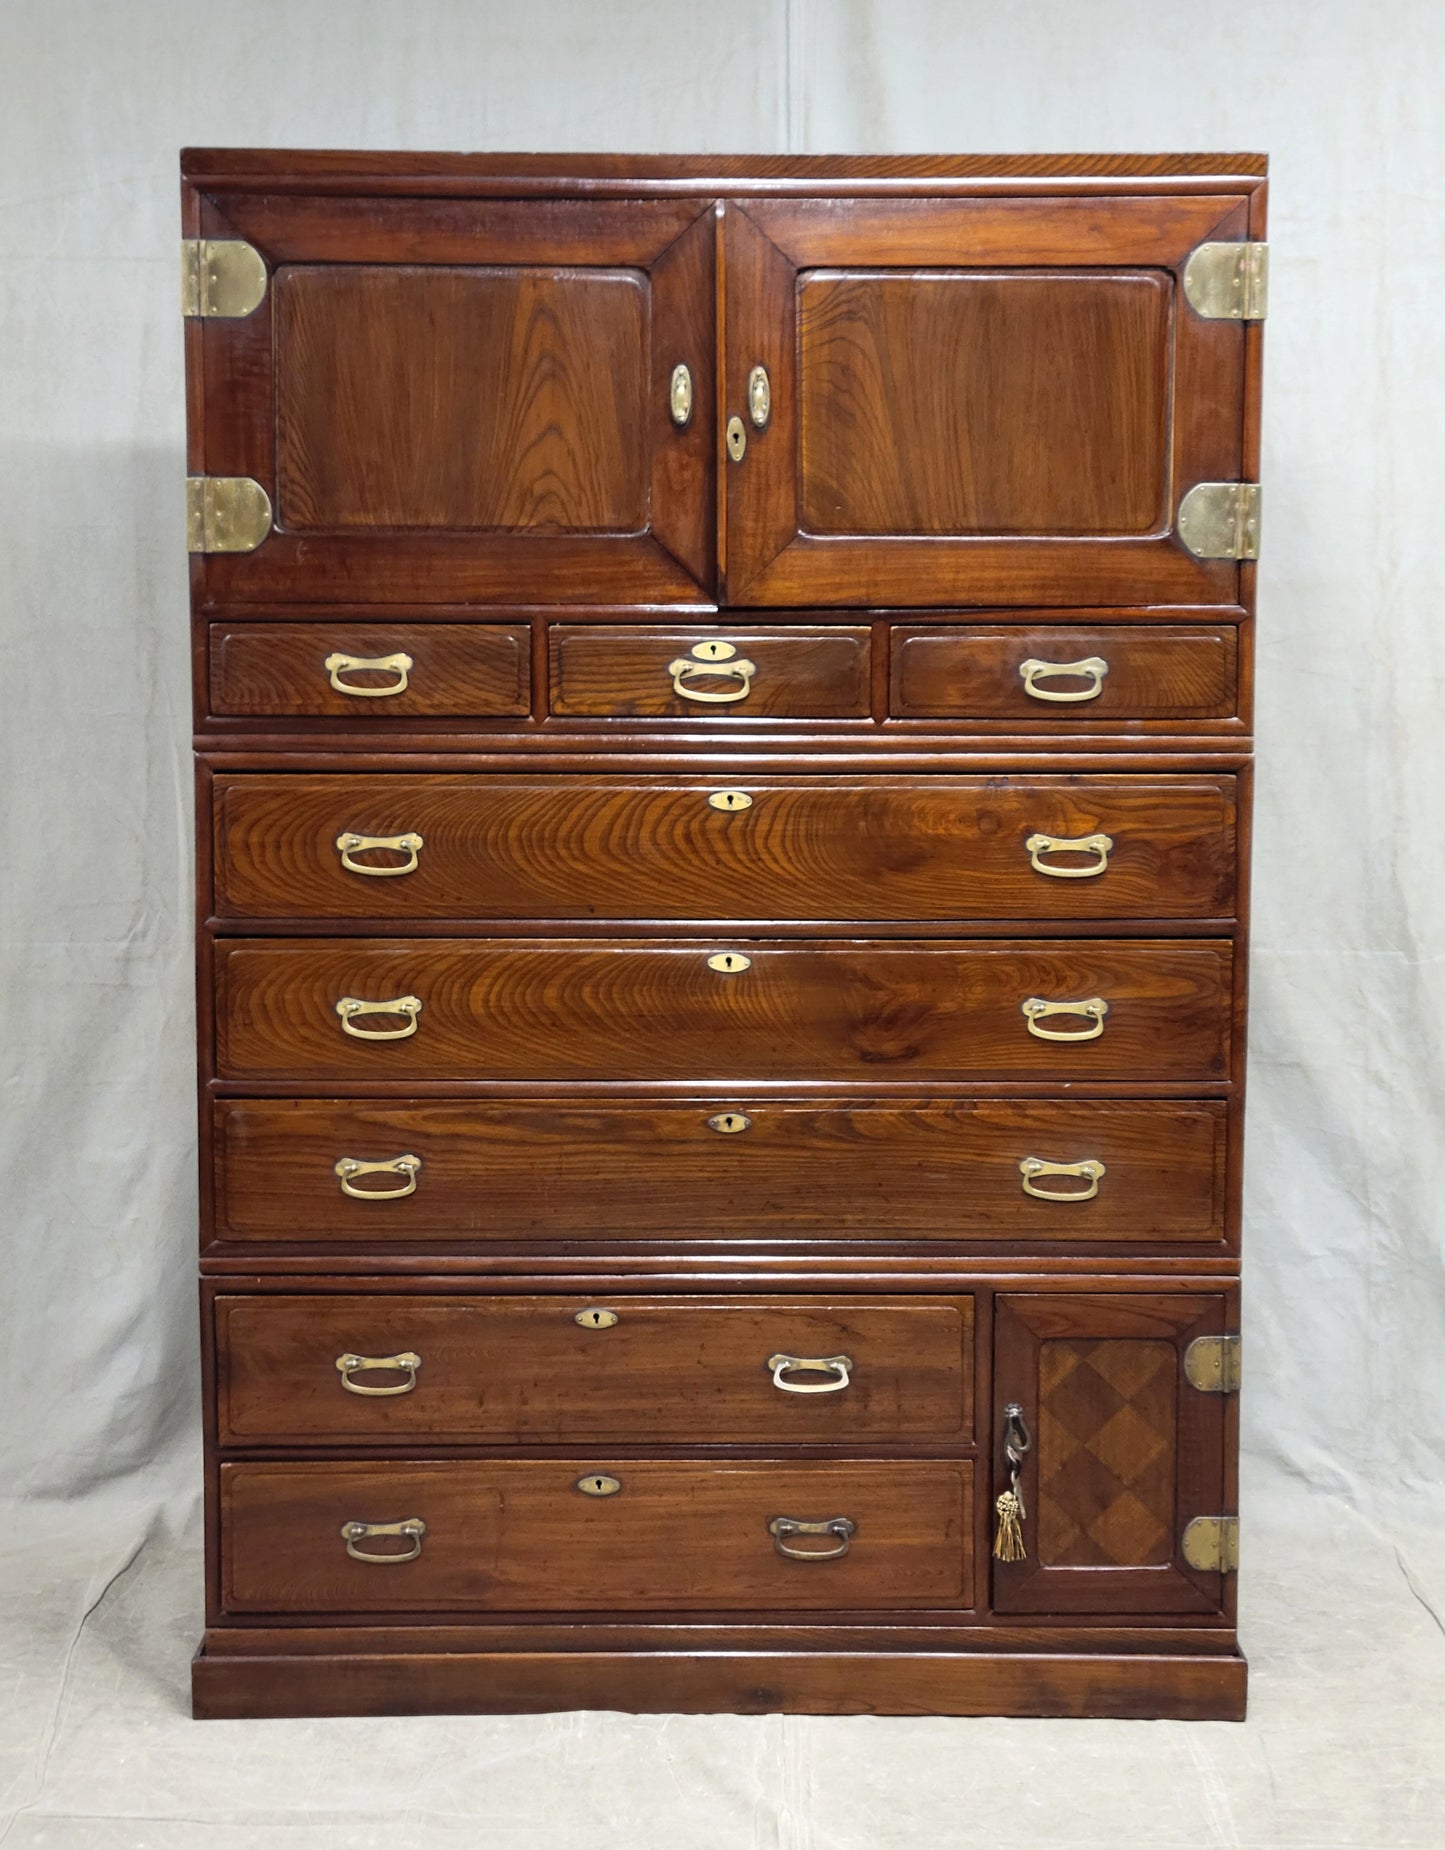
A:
[219,1459,973,1615]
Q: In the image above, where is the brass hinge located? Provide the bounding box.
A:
[1182,1515,1240,1574]
[181,239,268,318]
[1183,241,1269,320]
[1184,1333,1241,1394]
[1177,482,1262,560]
[186,476,273,553]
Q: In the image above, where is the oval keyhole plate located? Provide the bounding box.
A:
[691,639,737,663]
[725,416,747,462]
[574,1308,619,1330]
[707,952,751,973]
[708,1112,751,1134]
[576,1473,622,1497]
[708,790,753,812]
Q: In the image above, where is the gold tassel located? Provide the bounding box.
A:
[993,1488,1027,1562]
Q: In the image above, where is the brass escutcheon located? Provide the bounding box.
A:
[708,1112,751,1134]
[706,952,751,973]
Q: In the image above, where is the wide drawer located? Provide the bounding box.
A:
[549,624,871,717]
[219,1459,973,1613]
[890,623,1239,720]
[213,938,1233,1083]
[211,774,1236,922]
[208,622,530,719]
[214,1294,973,1445]
[213,1098,1228,1243]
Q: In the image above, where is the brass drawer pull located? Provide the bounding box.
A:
[668,640,756,705]
[1020,996,1109,1042]
[1018,655,1109,703]
[335,831,424,877]
[1025,831,1113,879]
[768,1516,856,1561]
[669,362,694,427]
[1018,1156,1106,1202]
[340,1517,426,1563]
[748,363,771,429]
[335,1350,422,1396]
[324,651,413,698]
[768,1353,853,1394]
[334,1153,421,1200]
[334,995,423,1040]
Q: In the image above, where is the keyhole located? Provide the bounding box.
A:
[574,1307,619,1330]
[708,1112,751,1134]
[707,951,752,973]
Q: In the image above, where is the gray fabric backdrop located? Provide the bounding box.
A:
[3,0,1441,1522]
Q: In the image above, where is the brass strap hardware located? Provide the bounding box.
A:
[341,1517,426,1563]
[708,790,753,812]
[708,1111,751,1134]
[747,364,771,429]
[707,952,751,973]
[334,1351,422,1396]
[1184,1333,1242,1394]
[334,1154,421,1201]
[1018,656,1109,703]
[335,831,424,878]
[1178,481,1262,559]
[334,995,423,1040]
[1182,1514,1240,1573]
[575,1308,619,1330]
[993,1401,1032,1562]
[668,640,757,704]
[767,1515,856,1561]
[1021,996,1109,1042]
[1183,241,1269,321]
[576,1473,622,1497]
[181,238,267,318]
[1025,831,1114,879]
[186,476,273,553]
[324,651,413,698]
[725,415,747,462]
[1018,1156,1106,1202]
[668,362,694,427]
[768,1353,853,1395]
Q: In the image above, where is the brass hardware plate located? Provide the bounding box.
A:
[341,1518,426,1563]
[669,362,694,427]
[708,1111,751,1134]
[1183,241,1269,320]
[1178,481,1262,560]
[1018,1156,1105,1202]
[1025,831,1114,879]
[181,238,267,318]
[1020,996,1109,1042]
[334,994,423,1040]
[1182,1514,1239,1573]
[1184,1333,1242,1394]
[334,1350,422,1396]
[707,952,751,973]
[575,1308,619,1330]
[335,831,424,878]
[186,476,273,554]
[689,639,738,662]
[576,1473,622,1497]
[324,651,413,697]
[708,790,753,812]
[726,415,747,462]
[747,364,771,428]
[668,642,757,704]
[768,1516,856,1561]
[768,1353,853,1395]
[334,1154,421,1200]
[1018,656,1109,703]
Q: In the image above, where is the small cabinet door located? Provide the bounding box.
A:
[991,1292,1233,1615]
[189,193,714,605]
[722,194,1253,607]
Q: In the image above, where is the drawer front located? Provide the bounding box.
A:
[891,624,1238,721]
[215,1294,973,1445]
[219,1459,973,1613]
[214,939,1232,1083]
[212,774,1236,922]
[214,1098,1227,1243]
[549,625,871,717]
[208,623,530,719]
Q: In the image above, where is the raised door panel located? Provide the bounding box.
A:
[991,1292,1230,1615]
[723,195,1252,607]
[190,194,715,604]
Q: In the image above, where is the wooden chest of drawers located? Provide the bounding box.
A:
[184,148,1263,1721]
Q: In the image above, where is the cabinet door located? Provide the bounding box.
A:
[992,1292,1231,1615]
[188,194,714,605]
[722,195,1253,607]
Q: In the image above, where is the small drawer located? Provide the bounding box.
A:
[549,624,871,717]
[208,622,530,719]
[219,1458,973,1614]
[890,624,1239,720]
[212,1098,1227,1245]
[213,937,1233,1084]
[214,1294,973,1446]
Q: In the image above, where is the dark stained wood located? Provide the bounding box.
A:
[210,773,1236,922]
[219,1458,973,1613]
[210,1098,1228,1245]
[549,624,870,717]
[209,622,530,719]
[214,1293,973,1445]
[213,938,1233,1083]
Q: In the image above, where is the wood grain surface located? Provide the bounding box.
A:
[209,622,530,719]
